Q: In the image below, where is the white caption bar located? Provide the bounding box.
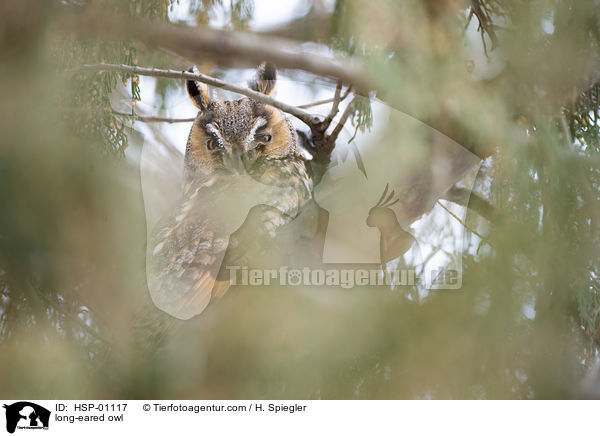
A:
[1,400,597,436]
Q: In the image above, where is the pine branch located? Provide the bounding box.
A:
[470,0,498,49]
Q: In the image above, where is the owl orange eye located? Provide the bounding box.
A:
[206,137,220,151]
[255,133,272,143]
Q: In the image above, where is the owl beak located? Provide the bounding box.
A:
[229,147,246,174]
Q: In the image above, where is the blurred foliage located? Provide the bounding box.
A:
[54,0,173,155]
[566,83,600,154]
[0,0,599,399]
[349,96,373,135]
[188,0,254,28]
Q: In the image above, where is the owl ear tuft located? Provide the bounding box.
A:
[250,62,277,96]
[186,66,211,110]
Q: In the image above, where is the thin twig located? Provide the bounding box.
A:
[297,97,335,109]
[470,0,498,49]
[115,100,341,122]
[341,86,352,101]
[437,200,485,239]
[68,63,320,127]
[328,98,356,143]
[323,80,344,129]
[114,111,195,123]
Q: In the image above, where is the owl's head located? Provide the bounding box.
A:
[184,63,296,179]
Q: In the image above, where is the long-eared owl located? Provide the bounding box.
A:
[146,63,314,320]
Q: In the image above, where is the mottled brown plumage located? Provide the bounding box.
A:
[145,63,314,320]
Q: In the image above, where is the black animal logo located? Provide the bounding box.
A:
[3,402,50,434]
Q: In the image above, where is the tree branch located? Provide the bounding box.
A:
[114,99,345,121]
[329,98,357,144]
[297,97,336,109]
[323,80,343,129]
[60,14,371,92]
[68,63,320,127]
[341,86,353,101]
[59,13,497,160]
[114,111,195,124]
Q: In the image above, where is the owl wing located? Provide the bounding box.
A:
[146,155,313,320]
[146,177,230,320]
